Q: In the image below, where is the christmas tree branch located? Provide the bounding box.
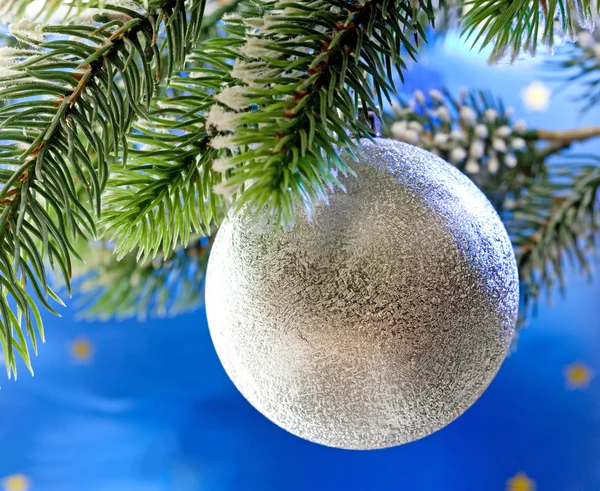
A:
[511,160,600,313]
[0,0,201,377]
[2,0,150,23]
[70,235,212,320]
[551,24,600,113]
[200,0,437,225]
[461,0,598,62]
[387,88,600,314]
[101,0,440,260]
[100,118,222,261]
[385,88,540,208]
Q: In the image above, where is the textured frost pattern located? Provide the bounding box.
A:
[205,139,519,450]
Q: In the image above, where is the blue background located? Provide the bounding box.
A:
[0,34,598,491]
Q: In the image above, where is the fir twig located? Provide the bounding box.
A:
[550,25,600,113]
[461,0,598,62]
[71,236,213,320]
[511,160,600,313]
[102,0,440,261]
[0,0,200,377]
[387,88,600,314]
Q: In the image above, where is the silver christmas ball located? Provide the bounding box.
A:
[206,138,519,450]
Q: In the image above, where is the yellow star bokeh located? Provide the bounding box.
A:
[507,472,535,491]
[520,81,551,112]
[565,362,593,390]
[2,474,30,491]
[69,337,93,364]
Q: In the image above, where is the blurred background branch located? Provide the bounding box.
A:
[72,85,600,324]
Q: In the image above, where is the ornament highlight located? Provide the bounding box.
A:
[206,139,519,450]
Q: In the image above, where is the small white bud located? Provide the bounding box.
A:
[428,89,444,102]
[474,124,489,139]
[212,157,235,172]
[495,125,512,138]
[391,120,421,144]
[450,129,465,142]
[408,121,423,132]
[413,90,425,104]
[492,138,507,153]
[513,119,527,132]
[469,140,485,159]
[488,155,500,174]
[505,106,515,117]
[207,105,242,133]
[433,106,451,123]
[511,137,527,150]
[210,135,239,150]
[484,108,498,123]
[459,106,477,126]
[215,85,252,111]
[465,159,480,174]
[230,60,278,87]
[433,133,449,146]
[390,121,408,138]
[593,44,600,61]
[504,153,518,168]
[450,147,467,164]
[79,8,133,24]
[241,37,280,59]
[397,129,420,145]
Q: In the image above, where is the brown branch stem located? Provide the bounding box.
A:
[535,127,600,144]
